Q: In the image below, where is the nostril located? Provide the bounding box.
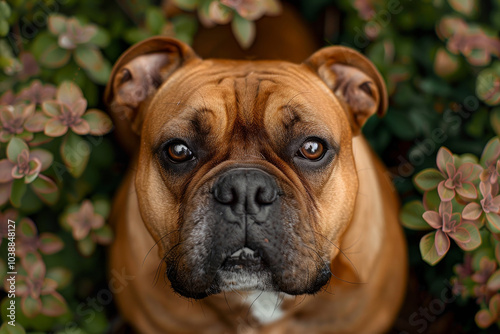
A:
[255,186,277,205]
[214,185,237,204]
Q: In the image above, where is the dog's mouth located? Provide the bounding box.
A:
[220,247,265,271]
[215,247,273,291]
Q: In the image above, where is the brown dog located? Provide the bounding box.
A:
[104,17,407,334]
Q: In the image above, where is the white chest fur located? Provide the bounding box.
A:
[244,291,291,324]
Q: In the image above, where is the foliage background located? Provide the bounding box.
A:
[1,0,500,333]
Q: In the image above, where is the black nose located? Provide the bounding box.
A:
[212,168,278,215]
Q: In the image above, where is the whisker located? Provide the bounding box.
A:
[312,231,361,281]
[246,291,264,319]
[142,228,181,267]
[293,294,307,308]
[223,291,232,312]
[303,243,364,285]
[272,293,286,317]
[154,241,183,287]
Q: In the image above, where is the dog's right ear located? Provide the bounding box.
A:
[105,37,199,146]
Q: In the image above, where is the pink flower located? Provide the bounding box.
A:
[0,90,16,105]
[353,0,375,20]
[0,103,35,142]
[472,258,498,305]
[0,139,53,206]
[435,147,481,201]
[17,80,57,105]
[16,218,63,259]
[423,201,474,256]
[9,254,67,318]
[452,254,473,298]
[220,0,281,20]
[16,52,40,82]
[42,82,91,137]
[11,150,42,182]
[48,15,97,50]
[480,137,500,185]
[463,181,500,233]
[67,200,105,240]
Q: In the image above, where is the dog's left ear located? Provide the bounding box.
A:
[304,46,388,135]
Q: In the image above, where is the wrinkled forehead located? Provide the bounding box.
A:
[144,60,348,145]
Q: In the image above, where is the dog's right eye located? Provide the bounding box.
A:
[165,142,194,163]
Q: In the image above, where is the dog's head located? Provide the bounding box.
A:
[105,37,387,299]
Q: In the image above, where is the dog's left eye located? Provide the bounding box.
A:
[298,139,325,161]
[165,142,194,163]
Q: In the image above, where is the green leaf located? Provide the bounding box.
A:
[146,7,166,34]
[84,57,111,85]
[400,201,432,230]
[462,202,482,220]
[491,108,500,137]
[39,43,70,68]
[455,222,481,251]
[231,14,255,50]
[48,14,66,35]
[420,231,446,265]
[172,0,199,11]
[88,27,110,48]
[0,2,11,20]
[480,136,500,166]
[31,32,55,60]
[29,149,53,172]
[22,296,41,318]
[0,322,26,334]
[38,233,63,254]
[31,174,58,205]
[476,65,500,106]
[60,131,90,178]
[123,28,152,45]
[448,0,477,16]
[56,81,83,107]
[7,138,28,163]
[81,109,113,135]
[496,242,500,264]
[77,235,96,257]
[172,15,198,45]
[436,147,454,174]
[487,270,500,291]
[490,294,500,316]
[93,199,111,218]
[93,225,113,245]
[29,133,53,146]
[46,267,72,289]
[74,45,104,72]
[423,189,441,211]
[19,218,36,237]
[476,309,494,329]
[486,213,500,233]
[40,293,67,317]
[0,19,8,37]
[434,47,459,77]
[10,178,27,208]
[414,169,444,191]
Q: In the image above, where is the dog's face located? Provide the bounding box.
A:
[105,38,387,299]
